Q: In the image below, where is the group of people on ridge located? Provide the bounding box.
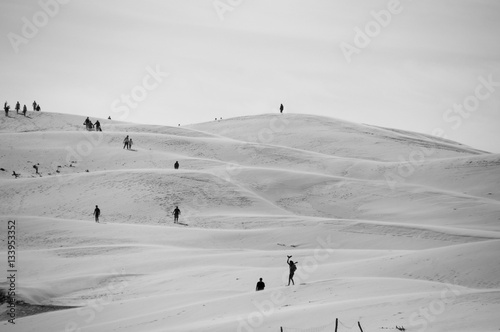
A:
[4,100,40,117]
[84,117,102,131]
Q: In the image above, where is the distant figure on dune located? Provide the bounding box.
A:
[22,105,27,117]
[93,205,100,223]
[174,161,179,169]
[128,138,133,150]
[287,255,297,286]
[36,104,41,112]
[84,117,91,130]
[280,104,284,114]
[32,101,37,111]
[123,135,129,149]
[95,120,102,132]
[4,102,10,116]
[256,278,265,291]
[172,206,181,223]
[33,164,39,174]
[15,101,20,114]
[12,171,20,178]
[108,116,111,120]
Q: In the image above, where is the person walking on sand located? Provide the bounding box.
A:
[22,105,27,117]
[172,206,181,223]
[128,138,133,150]
[123,135,129,149]
[33,100,37,111]
[174,161,179,169]
[280,103,284,114]
[95,120,101,132]
[93,205,101,223]
[15,101,20,114]
[287,255,298,286]
[256,278,265,291]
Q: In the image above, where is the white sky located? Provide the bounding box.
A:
[1,0,499,152]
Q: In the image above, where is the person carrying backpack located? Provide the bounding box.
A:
[287,255,298,286]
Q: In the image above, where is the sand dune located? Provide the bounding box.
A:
[1,111,499,331]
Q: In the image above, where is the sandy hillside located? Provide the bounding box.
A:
[1,111,499,331]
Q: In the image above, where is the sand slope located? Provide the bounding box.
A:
[1,111,499,331]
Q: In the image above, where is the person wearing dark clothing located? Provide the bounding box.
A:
[128,138,133,150]
[95,120,101,132]
[108,116,111,120]
[33,164,39,174]
[93,205,100,223]
[287,255,297,286]
[174,161,179,169]
[280,104,284,113]
[32,101,37,111]
[256,278,265,291]
[123,135,129,149]
[84,117,91,130]
[172,206,181,223]
[4,102,10,116]
[15,102,20,114]
[35,104,41,112]
[22,105,27,116]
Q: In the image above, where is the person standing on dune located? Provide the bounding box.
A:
[93,205,101,223]
[4,102,10,116]
[123,135,129,149]
[15,101,20,114]
[256,278,265,291]
[172,206,181,223]
[287,255,297,286]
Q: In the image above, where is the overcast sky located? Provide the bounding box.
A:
[1,0,499,152]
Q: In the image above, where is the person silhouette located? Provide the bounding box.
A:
[172,206,181,223]
[93,205,101,223]
[4,102,10,117]
[15,101,20,114]
[256,278,265,291]
[95,120,101,131]
[287,255,297,286]
[280,104,284,114]
[174,161,179,169]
